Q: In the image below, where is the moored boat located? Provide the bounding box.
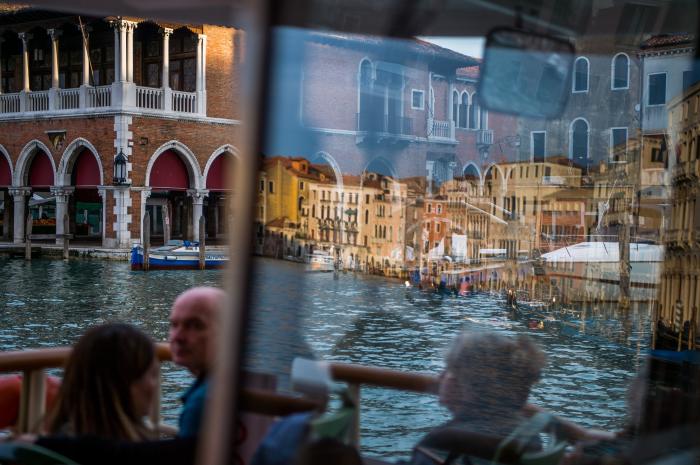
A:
[306,250,335,272]
[131,241,228,270]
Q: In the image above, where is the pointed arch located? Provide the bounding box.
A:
[0,144,13,186]
[145,140,202,190]
[57,138,104,186]
[459,91,468,128]
[204,144,239,191]
[461,162,481,182]
[14,140,55,187]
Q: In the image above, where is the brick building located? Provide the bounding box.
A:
[0,5,242,248]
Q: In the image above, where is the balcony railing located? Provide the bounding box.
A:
[172,90,197,113]
[137,86,164,110]
[88,85,112,108]
[27,90,49,112]
[427,118,459,141]
[57,88,80,110]
[0,93,20,113]
[477,129,494,146]
[0,84,202,117]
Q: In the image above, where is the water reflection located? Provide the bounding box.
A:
[0,257,648,458]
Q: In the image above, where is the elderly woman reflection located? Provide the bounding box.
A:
[438,331,546,432]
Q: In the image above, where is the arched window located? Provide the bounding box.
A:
[459,93,468,128]
[468,94,479,129]
[573,57,589,92]
[452,90,459,126]
[571,119,589,167]
[612,53,629,89]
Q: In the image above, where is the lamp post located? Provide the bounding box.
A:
[113,148,129,185]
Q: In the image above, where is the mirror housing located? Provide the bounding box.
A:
[478,27,575,119]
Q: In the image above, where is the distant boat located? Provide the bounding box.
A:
[306,250,335,272]
[131,240,228,270]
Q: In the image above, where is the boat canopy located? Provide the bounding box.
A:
[540,242,664,263]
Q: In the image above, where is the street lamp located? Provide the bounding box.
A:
[113,148,129,185]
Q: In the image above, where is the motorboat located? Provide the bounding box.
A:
[130,240,228,270]
[306,250,335,272]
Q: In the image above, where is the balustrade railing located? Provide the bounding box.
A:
[0,93,21,113]
[136,86,164,110]
[172,90,197,113]
[0,85,205,117]
[27,91,49,112]
[88,85,112,108]
[477,129,494,146]
[431,119,452,139]
[57,88,80,110]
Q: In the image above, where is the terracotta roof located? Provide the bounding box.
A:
[641,33,695,50]
[456,65,480,79]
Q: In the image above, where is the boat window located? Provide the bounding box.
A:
[1,1,699,465]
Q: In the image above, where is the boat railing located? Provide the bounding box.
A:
[0,344,439,445]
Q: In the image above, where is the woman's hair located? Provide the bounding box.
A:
[445,332,546,413]
[47,323,156,441]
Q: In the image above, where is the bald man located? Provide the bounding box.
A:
[168,286,225,438]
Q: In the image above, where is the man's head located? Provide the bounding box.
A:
[168,287,226,376]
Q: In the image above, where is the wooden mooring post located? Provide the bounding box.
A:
[198,215,206,270]
[62,213,70,260]
[143,211,150,271]
[24,214,32,261]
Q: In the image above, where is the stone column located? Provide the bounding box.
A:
[196,34,207,114]
[113,187,132,248]
[161,28,173,111]
[126,22,135,83]
[119,22,127,82]
[161,28,172,88]
[188,190,208,242]
[51,186,74,245]
[47,29,61,89]
[97,188,106,247]
[9,187,30,243]
[113,21,120,82]
[18,32,31,91]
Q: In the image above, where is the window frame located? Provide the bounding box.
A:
[611,52,630,90]
[572,56,590,93]
[647,72,667,106]
[411,89,425,110]
[530,131,546,162]
[609,127,628,162]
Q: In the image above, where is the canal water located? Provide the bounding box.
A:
[0,256,651,459]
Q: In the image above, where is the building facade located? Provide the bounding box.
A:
[0,5,242,248]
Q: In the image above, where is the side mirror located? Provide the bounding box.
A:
[478,27,575,119]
